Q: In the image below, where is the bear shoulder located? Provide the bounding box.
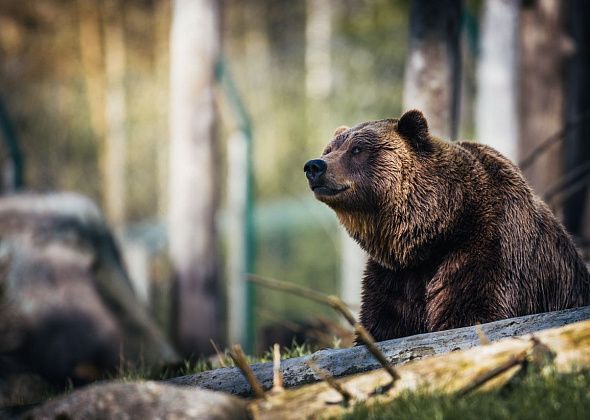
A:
[456,141,518,170]
[455,141,529,193]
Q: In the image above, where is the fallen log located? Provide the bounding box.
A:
[168,305,590,396]
[250,318,590,419]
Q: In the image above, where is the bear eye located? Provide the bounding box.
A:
[351,146,362,155]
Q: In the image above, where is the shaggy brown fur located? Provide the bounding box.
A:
[304,110,590,342]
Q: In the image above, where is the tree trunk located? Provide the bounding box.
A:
[519,0,567,200]
[227,131,249,348]
[154,0,171,219]
[103,0,128,229]
[403,0,462,140]
[78,0,105,145]
[168,0,221,356]
[339,229,365,319]
[476,0,519,162]
[563,0,590,248]
[305,0,333,101]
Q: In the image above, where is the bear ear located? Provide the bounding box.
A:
[396,110,429,145]
[333,126,349,137]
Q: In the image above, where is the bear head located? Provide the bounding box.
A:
[304,109,431,211]
[303,110,448,268]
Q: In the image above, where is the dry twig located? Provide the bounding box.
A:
[272,344,284,392]
[305,360,353,404]
[210,338,227,368]
[248,274,400,383]
[354,323,400,382]
[456,336,552,397]
[229,344,266,399]
[475,323,491,345]
[456,351,527,397]
[248,274,356,324]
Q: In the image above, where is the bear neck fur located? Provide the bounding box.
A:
[335,138,486,271]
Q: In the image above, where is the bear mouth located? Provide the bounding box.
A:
[312,185,349,197]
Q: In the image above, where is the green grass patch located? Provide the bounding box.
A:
[344,369,590,420]
[112,339,316,381]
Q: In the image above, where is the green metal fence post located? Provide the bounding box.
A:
[216,56,256,353]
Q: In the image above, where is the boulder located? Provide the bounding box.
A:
[0,193,178,399]
[26,381,247,420]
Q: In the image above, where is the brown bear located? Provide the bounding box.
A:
[304,110,590,342]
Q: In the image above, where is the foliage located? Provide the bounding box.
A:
[0,0,412,348]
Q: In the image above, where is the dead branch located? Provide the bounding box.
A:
[248,274,400,382]
[305,360,353,405]
[210,339,227,368]
[228,345,265,400]
[272,344,283,393]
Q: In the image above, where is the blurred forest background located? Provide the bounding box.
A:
[1,0,589,362]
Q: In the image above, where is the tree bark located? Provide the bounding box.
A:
[168,306,590,396]
[476,0,519,162]
[403,0,462,140]
[563,0,590,247]
[519,0,567,200]
[168,0,221,356]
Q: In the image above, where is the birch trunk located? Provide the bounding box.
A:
[475,0,519,162]
[168,0,221,356]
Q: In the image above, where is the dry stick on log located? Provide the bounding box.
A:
[272,344,284,393]
[210,338,227,368]
[257,308,337,346]
[229,345,266,399]
[248,275,355,324]
[475,323,491,345]
[457,335,553,398]
[305,360,353,405]
[248,274,400,382]
[354,323,400,382]
[456,351,527,397]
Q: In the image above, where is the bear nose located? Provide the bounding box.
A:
[304,159,327,181]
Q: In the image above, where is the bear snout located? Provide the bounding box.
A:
[303,159,327,183]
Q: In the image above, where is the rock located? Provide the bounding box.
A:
[0,193,178,393]
[26,381,248,420]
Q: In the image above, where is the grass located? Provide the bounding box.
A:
[113,339,316,382]
[13,341,590,420]
[343,368,590,420]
